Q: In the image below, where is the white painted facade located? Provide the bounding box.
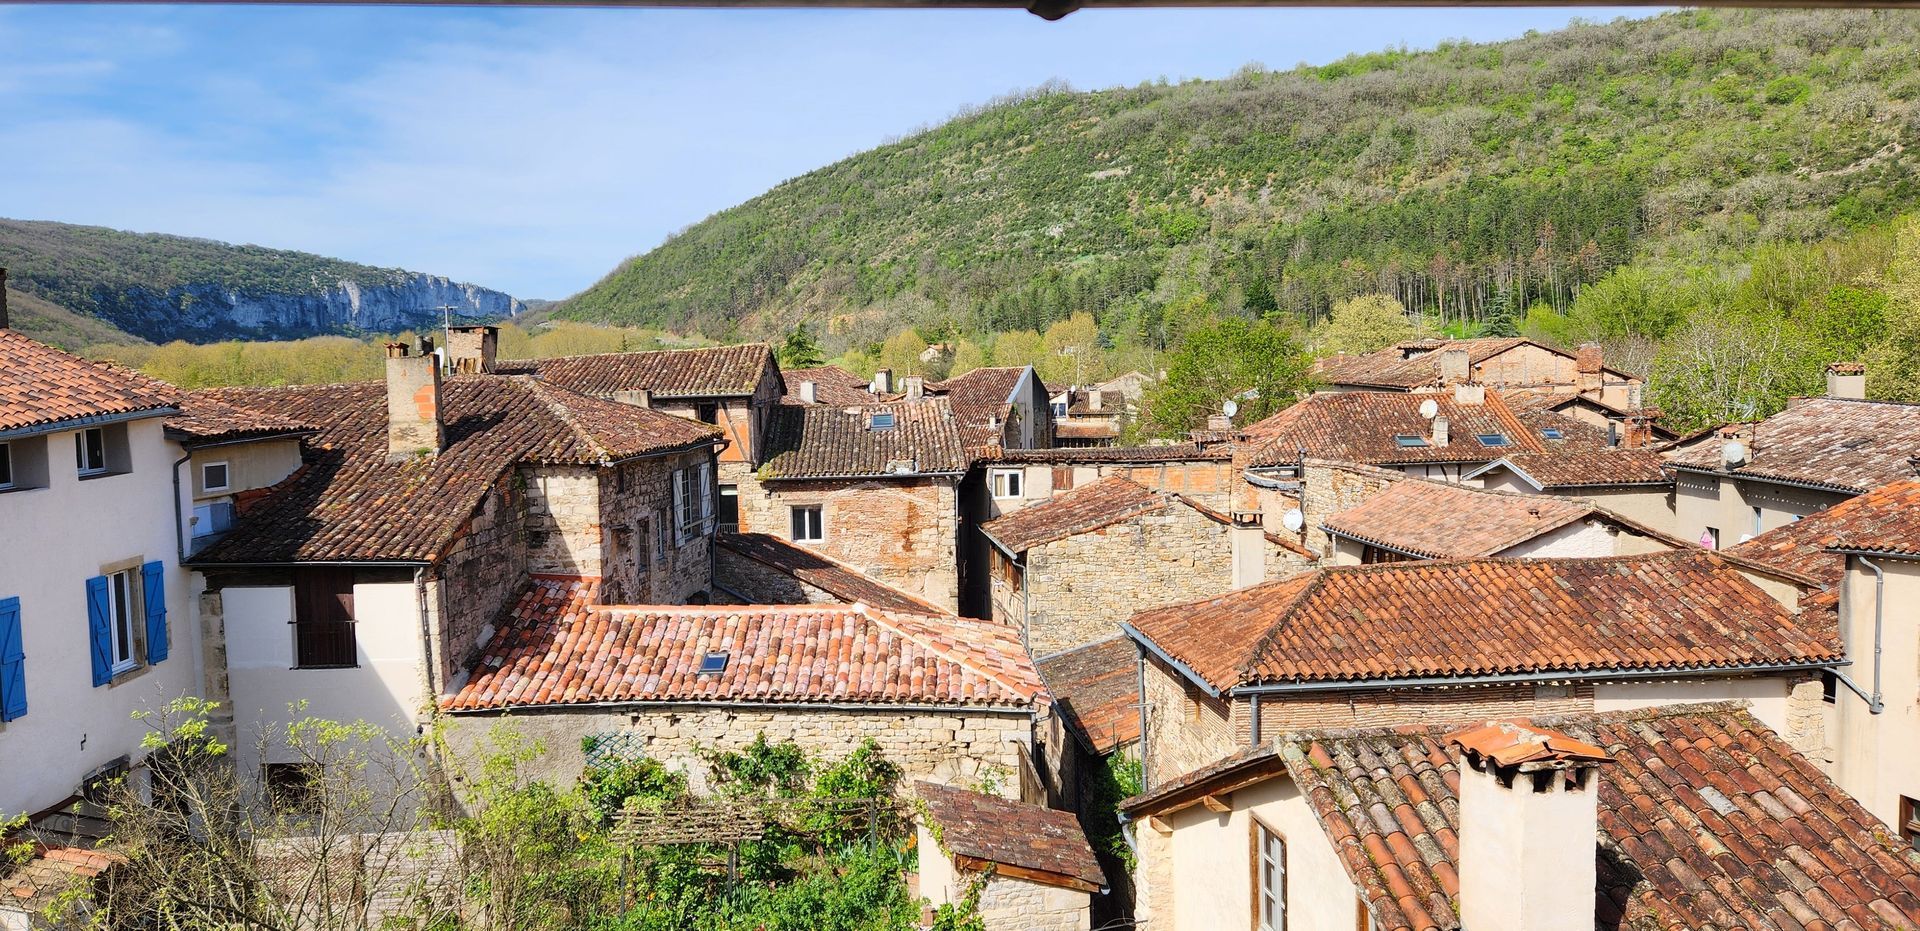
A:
[1592,675,1792,735]
[1832,553,1920,828]
[0,416,197,819]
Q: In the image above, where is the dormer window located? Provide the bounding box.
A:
[869,412,896,431]
[698,651,729,675]
[1476,433,1512,448]
[0,443,11,490]
[1393,434,1429,448]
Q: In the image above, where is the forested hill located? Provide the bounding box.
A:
[558,9,1920,344]
[0,219,523,346]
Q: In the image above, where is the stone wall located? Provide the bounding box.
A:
[525,464,603,576]
[976,874,1094,931]
[1251,682,1597,740]
[738,476,960,612]
[433,470,531,687]
[438,705,1033,800]
[1141,658,1240,787]
[1296,460,1403,558]
[713,545,841,606]
[1013,501,1312,657]
[598,450,713,605]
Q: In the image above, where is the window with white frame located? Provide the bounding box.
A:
[791,505,824,543]
[989,468,1023,499]
[76,428,108,476]
[202,461,231,493]
[1255,821,1286,931]
[103,567,141,675]
[672,462,715,542]
[0,442,11,490]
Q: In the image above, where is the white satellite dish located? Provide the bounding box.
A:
[1281,508,1305,533]
[1222,398,1239,418]
[1722,440,1749,468]
[1418,398,1440,420]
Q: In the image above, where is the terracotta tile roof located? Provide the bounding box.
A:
[1126,551,1840,692]
[444,576,1044,711]
[3,845,124,911]
[929,366,1031,452]
[915,781,1105,889]
[1444,719,1608,767]
[1054,419,1119,440]
[1470,447,1671,488]
[191,377,720,564]
[985,442,1231,464]
[0,329,178,433]
[1119,743,1287,816]
[981,478,1167,553]
[1269,703,1920,931]
[504,344,776,398]
[1730,480,1920,585]
[716,531,952,616]
[781,365,877,406]
[1665,397,1920,494]
[164,388,314,444]
[1035,636,1140,755]
[1322,478,1600,558]
[759,398,968,479]
[1241,390,1542,468]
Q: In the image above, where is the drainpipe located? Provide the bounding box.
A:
[1136,640,1151,793]
[1862,556,1887,715]
[1248,693,1262,747]
[171,452,193,563]
[415,568,437,699]
[1021,555,1032,654]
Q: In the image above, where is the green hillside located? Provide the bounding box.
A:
[3,286,148,350]
[559,9,1920,346]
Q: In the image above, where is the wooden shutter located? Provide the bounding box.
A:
[85,575,112,687]
[141,561,169,664]
[0,597,24,721]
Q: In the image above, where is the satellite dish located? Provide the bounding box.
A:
[1418,399,1440,420]
[1222,399,1239,418]
[1282,508,1305,533]
[1722,440,1749,468]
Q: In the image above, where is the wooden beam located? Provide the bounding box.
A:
[954,855,1100,893]
[1148,816,1173,835]
[1200,793,1232,814]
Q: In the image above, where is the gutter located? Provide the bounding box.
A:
[169,429,318,451]
[442,698,1035,717]
[1858,556,1887,715]
[415,568,438,698]
[189,559,434,569]
[0,406,179,442]
[1120,622,1221,698]
[1666,463,1866,497]
[1224,660,1845,697]
[761,470,967,482]
[1320,526,1437,561]
[171,451,192,564]
[1135,638,1151,793]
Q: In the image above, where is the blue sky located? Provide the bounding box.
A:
[0,5,1659,299]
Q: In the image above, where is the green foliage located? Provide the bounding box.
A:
[580,753,690,823]
[703,734,813,798]
[1082,754,1144,871]
[1143,315,1314,436]
[1318,293,1422,354]
[777,324,826,368]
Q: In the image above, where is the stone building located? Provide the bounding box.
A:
[974,442,1241,515]
[713,530,953,616]
[915,781,1106,931]
[736,398,970,612]
[1121,550,1840,788]
[185,343,722,784]
[1315,336,1643,411]
[979,477,1313,656]
[1122,704,1920,931]
[1239,384,1547,484]
[1318,474,1679,564]
[440,577,1047,799]
[924,366,1055,619]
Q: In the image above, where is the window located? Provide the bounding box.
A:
[1361,545,1412,565]
[1701,526,1721,550]
[1903,797,1920,850]
[1052,401,1068,417]
[202,461,231,493]
[0,443,11,490]
[85,562,166,685]
[869,411,896,431]
[633,517,652,572]
[718,484,739,529]
[1540,428,1565,440]
[103,568,140,674]
[698,651,729,675]
[990,469,1023,499]
[696,402,719,424]
[791,505,823,543]
[1255,821,1286,931]
[672,462,715,542]
[264,762,320,811]
[76,427,108,475]
[192,501,235,540]
[1475,433,1512,447]
[0,437,45,492]
[293,568,356,668]
[1751,506,1764,538]
[1392,434,1429,448]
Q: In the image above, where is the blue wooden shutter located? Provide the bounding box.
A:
[0,597,24,721]
[86,575,111,687]
[142,561,168,665]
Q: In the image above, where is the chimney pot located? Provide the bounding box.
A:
[872,368,893,394]
[385,342,410,359]
[904,375,925,401]
[1432,415,1450,448]
[1827,361,1866,400]
[447,325,499,375]
[1438,348,1471,386]
[1089,388,1104,411]
[799,380,817,404]
[1576,342,1605,394]
[1230,510,1265,590]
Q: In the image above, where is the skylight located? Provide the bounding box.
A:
[1477,433,1512,447]
[1540,428,1564,440]
[698,651,729,675]
[1393,434,1429,448]
[870,412,896,431]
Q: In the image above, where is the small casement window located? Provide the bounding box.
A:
[1052,401,1068,417]
[869,411,896,431]
[990,469,1023,499]
[1392,434,1429,448]
[292,568,356,669]
[1702,526,1721,550]
[672,462,716,542]
[791,505,824,543]
[85,562,167,685]
[718,484,739,528]
[1255,821,1287,931]
[1901,797,1920,850]
[696,402,720,424]
[0,442,12,490]
[76,427,108,475]
[202,461,231,493]
[1751,506,1765,538]
[632,517,652,572]
[103,568,141,675]
[1475,433,1512,447]
[264,762,320,812]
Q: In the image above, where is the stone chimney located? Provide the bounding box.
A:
[1622,407,1662,449]
[1207,414,1233,432]
[1827,361,1866,400]
[613,388,653,409]
[446,325,499,375]
[385,341,444,461]
[1452,383,1485,406]
[1229,510,1266,590]
[904,375,925,401]
[0,267,9,330]
[798,380,817,404]
[1088,388,1104,411]
[1438,348,1471,386]
[1448,721,1610,931]
[1576,343,1604,393]
[1431,415,1450,447]
[872,368,894,394]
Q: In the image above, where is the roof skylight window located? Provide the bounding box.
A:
[1476,433,1512,447]
[870,412,896,431]
[1540,428,1564,440]
[698,651,729,675]
[1393,434,1429,448]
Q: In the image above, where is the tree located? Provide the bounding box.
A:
[1868,217,1920,401]
[1318,294,1420,354]
[877,329,929,376]
[1040,312,1102,384]
[948,339,988,376]
[1143,316,1314,436]
[990,330,1046,369]
[777,324,825,369]
[1648,303,1818,431]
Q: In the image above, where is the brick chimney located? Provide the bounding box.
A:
[1438,348,1470,386]
[904,375,925,401]
[1621,407,1662,449]
[798,380,817,404]
[0,267,9,329]
[872,368,894,394]
[1448,721,1610,931]
[1575,343,1604,393]
[1431,414,1450,447]
[1229,510,1266,590]
[1827,361,1866,400]
[1088,388,1104,411]
[1207,414,1233,432]
[385,340,444,461]
[446,325,499,375]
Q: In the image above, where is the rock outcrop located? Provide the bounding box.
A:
[95,274,522,342]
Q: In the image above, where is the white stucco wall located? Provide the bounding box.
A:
[1833,556,1920,827]
[221,580,427,780]
[0,418,198,819]
[1673,471,1847,550]
[1592,675,1792,735]
[1156,775,1362,931]
[1497,519,1615,559]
